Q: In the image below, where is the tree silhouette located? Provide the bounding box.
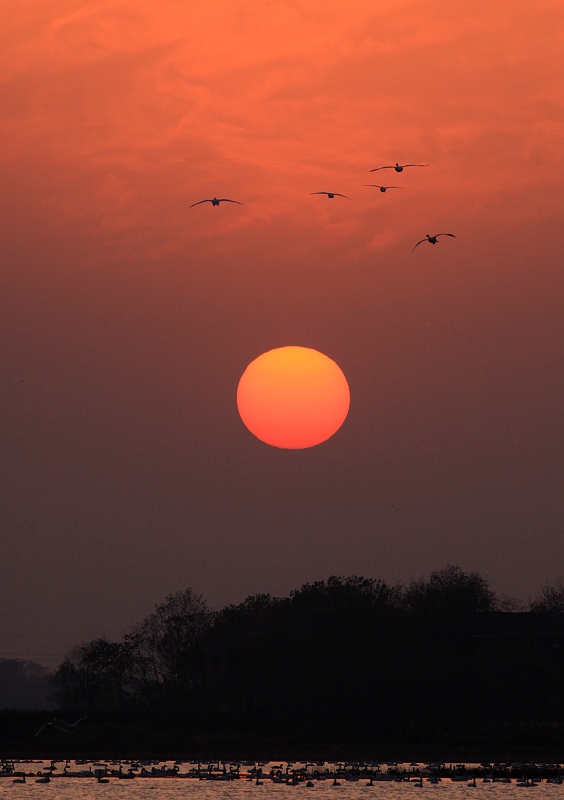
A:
[530,579,564,613]
[403,564,497,615]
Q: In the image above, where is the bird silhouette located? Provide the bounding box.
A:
[34,716,87,737]
[190,197,242,207]
[370,163,428,172]
[310,192,350,199]
[412,233,456,252]
[364,184,403,193]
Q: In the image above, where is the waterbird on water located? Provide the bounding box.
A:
[190,198,242,207]
[370,163,428,172]
[412,233,456,252]
[310,192,351,199]
[364,185,403,192]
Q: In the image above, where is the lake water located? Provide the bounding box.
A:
[1,763,560,800]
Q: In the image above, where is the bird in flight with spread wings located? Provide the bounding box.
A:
[310,192,351,199]
[412,233,456,252]
[364,184,403,193]
[370,162,428,173]
[190,197,242,208]
[34,716,87,737]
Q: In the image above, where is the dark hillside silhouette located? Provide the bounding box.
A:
[0,659,52,710]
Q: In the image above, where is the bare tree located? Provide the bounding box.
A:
[126,588,213,697]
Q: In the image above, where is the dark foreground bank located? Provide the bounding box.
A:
[3,709,564,764]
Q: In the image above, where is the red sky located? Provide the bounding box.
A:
[1,0,563,666]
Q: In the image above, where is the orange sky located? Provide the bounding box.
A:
[1,0,563,665]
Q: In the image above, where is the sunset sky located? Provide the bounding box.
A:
[1,0,563,666]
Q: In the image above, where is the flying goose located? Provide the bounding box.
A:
[310,192,350,199]
[412,233,456,252]
[190,198,242,207]
[34,716,87,737]
[364,184,403,192]
[370,163,428,172]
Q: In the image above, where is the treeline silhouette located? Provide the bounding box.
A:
[20,566,563,759]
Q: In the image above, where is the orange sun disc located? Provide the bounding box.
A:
[237,346,350,449]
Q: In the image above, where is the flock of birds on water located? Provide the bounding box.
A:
[3,742,564,787]
[189,162,456,254]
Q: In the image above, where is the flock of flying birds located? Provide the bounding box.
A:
[189,162,456,253]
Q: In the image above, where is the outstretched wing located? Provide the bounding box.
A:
[217,198,243,204]
[189,199,212,208]
[436,233,456,238]
[310,192,328,195]
[334,193,351,199]
[369,166,394,172]
[412,239,427,252]
[404,164,429,167]
[34,722,69,737]
[56,715,87,729]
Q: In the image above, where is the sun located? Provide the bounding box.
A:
[237,346,350,449]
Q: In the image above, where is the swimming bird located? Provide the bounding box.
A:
[190,198,242,208]
[412,233,456,252]
[364,185,403,193]
[12,775,26,783]
[370,163,428,172]
[310,192,350,199]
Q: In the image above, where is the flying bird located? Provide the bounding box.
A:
[364,185,403,193]
[370,163,428,172]
[412,233,456,252]
[310,192,351,199]
[190,197,242,207]
[34,716,87,737]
